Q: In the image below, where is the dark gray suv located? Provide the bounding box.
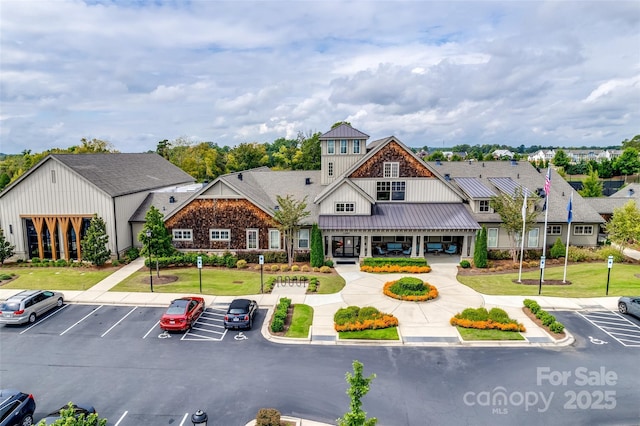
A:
[0,290,64,325]
[0,389,35,426]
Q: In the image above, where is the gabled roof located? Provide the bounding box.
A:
[610,183,640,198]
[0,153,195,198]
[320,124,369,139]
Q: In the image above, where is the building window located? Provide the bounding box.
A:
[573,225,593,235]
[210,229,230,241]
[328,162,334,177]
[479,200,490,212]
[340,140,347,154]
[335,202,355,212]
[353,140,361,154]
[173,229,193,241]
[383,162,399,178]
[327,140,335,154]
[392,181,405,200]
[528,228,539,247]
[298,229,309,249]
[246,229,258,249]
[269,229,280,249]
[487,228,498,248]
[547,225,562,235]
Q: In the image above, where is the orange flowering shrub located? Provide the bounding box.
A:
[334,315,399,332]
[360,265,432,273]
[450,316,526,332]
[334,306,399,332]
[383,281,439,301]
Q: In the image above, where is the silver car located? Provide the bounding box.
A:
[618,296,640,318]
[0,290,64,325]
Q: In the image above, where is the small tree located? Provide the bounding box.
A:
[474,226,488,268]
[310,223,324,267]
[552,149,570,170]
[137,206,175,258]
[273,195,310,267]
[606,200,640,252]
[490,187,539,262]
[549,237,566,259]
[579,166,603,197]
[0,228,16,266]
[81,214,111,266]
[337,360,377,426]
[36,402,107,426]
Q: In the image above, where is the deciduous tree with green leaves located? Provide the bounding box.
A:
[36,402,107,426]
[490,187,539,262]
[310,223,324,268]
[0,228,16,266]
[273,195,311,267]
[606,200,640,252]
[474,226,488,268]
[138,206,175,258]
[614,148,640,182]
[81,214,111,266]
[337,360,377,426]
[579,166,603,197]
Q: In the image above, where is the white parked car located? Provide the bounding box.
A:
[0,290,64,325]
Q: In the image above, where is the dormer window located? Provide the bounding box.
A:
[340,139,347,154]
[327,140,335,154]
[383,162,399,178]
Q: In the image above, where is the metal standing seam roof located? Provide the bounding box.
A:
[319,124,369,139]
[318,203,480,231]
[454,177,497,198]
[488,177,533,197]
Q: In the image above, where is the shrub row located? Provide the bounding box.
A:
[450,307,526,332]
[361,257,428,267]
[523,299,565,334]
[0,273,16,281]
[360,264,432,273]
[270,297,292,333]
[383,279,439,302]
[334,306,398,332]
[145,252,238,268]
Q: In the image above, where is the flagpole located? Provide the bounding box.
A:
[563,192,573,283]
[541,166,551,282]
[518,193,527,283]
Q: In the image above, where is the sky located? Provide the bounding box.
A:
[1,1,639,154]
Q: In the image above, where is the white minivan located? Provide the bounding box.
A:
[0,290,64,325]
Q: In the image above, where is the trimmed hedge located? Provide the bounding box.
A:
[523,299,565,334]
[334,306,398,332]
[362,257,428,267]
[361,264,431,273]
[270,298,292,333]
[383,278,439,302]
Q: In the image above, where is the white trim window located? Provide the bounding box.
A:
[383,162,399,178]
[298,228,309,249]
[487,228,498,248]
[173,229,193,241]
[327,140,335,154]
[547,225,562,235]
[573,225,593,235]
[210,229,230,241]
[391,181,405,200]
[528,228,539,247]
[328,162,334,177]
[340,139,348,154]
[479,200,490,212]
[353,140,361,154]
[376,181,405,201]
[246,229,259,249]
[269,229,280,249]
[335,202,355,213]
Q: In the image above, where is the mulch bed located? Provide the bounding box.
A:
[269,306,294,337]
[141,275,179,285]
[522,307,566,340]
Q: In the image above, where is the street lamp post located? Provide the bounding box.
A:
[146,229,153,292]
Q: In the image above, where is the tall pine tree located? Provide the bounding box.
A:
[81,214,111,266]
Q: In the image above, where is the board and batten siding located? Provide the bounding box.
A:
[352,178,462,203]
[200,180,241,198]
[318,184,372,215]
[321,154,362,185]
[114,192,152,253]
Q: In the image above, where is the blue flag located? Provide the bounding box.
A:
[567,193,573,224]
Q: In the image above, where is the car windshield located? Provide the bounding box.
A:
[166,300,188,315]
[0,302,20,311]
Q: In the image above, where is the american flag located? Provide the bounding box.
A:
[544,167,551,195]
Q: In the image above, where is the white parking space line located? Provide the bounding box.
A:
[19,304,69,334]
[113,410,128,426]
[179,413,190,426]
[578,311,640,347]
[60,305,103,335]
[142,321,160,339]
[100,306,137,337]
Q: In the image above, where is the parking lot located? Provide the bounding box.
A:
[577,310,640,347]
[1,302,261,344]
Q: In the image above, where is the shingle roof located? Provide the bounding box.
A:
[130,191,198,222]
[610,183,640,198]
[320,124,369,139]
[319,203,480,231]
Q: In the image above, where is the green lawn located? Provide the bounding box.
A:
[285,304,313,338]
[111,267,345,295]
[339,327,400,340]
[457,263,640,297]
[457,326,525,341]
[0,267,116,291]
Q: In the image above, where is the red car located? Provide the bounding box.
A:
[160,297,205,331]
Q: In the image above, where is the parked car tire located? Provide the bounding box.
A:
[20,414,34,426]
[619,302,628,314]
[56,297,64,307]
[28,313,36,324]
